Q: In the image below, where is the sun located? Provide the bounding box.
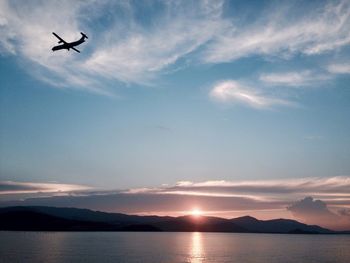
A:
[190,208,203,217]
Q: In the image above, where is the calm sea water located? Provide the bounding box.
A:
[0,231,349,263]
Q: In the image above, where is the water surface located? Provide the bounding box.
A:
[1,231,349,262]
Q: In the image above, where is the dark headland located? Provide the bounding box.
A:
[1,206,348,234]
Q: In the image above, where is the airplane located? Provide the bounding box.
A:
[52,32,88,53]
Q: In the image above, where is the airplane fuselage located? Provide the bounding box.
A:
[52,33,87,52]
[52,37,85,51]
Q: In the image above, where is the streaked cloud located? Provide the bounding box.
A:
[327,63,350,74]
[1,176,349,229]
[1,0,349,94]
[0,181,90,195]
[209,80,291,109]
[82,1,226,84]
[0,0,106,93]
[125,176,350,203]
[0,0,226,92]
[259,71,329,87]
[204,0,350,63]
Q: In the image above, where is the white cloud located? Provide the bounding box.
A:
[82,9,225,84]
[0,0,349,94]
[204,0,350,63]
[327,63,350,74]
[259,71,329,86]
[0,0,227,92]
[210,80,291,108]
[0,0,99,90]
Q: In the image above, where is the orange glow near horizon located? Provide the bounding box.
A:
[132,208,292,221]
[190,208,203,217]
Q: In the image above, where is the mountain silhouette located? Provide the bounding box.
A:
[0,206,341,233]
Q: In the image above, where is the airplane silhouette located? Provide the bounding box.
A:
[52,32,88,53]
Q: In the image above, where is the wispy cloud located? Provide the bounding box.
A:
[0,0,226,92]
[259,71,329,87]
[82,1,226,85]
[1,0,349,94]
[209,80,292,109]
[125,176,350,203]
[0,0,105,93]
[1,176,349,221]
[204,0,350,63]
[327,63,350,74]
[1,177,349,229]
[0,181,90,195]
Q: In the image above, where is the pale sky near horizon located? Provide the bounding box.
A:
[0,0,350,230]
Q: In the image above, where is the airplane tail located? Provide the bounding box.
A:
[80,32,88,39]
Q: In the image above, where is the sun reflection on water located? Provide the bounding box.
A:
[189,232,204,263]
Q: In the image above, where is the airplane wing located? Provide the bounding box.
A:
[52,32,67,44]
[71,47,80,53]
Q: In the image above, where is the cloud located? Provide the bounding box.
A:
[0,0,227,92]
[0,0,108,93]
[327,63,350,74]
[82,1,226,84]
[259,71,330,87]
[1,176,349,224]
[0,181,90,195]
[204,0,350,63]
[209,80,292,108]
[288,197,335,219]
[288,197,350,230]
[1,0,349,94]
[0,192,280,216]
[127,176,350,203]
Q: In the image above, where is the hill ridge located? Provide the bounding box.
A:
[0,206,338,234]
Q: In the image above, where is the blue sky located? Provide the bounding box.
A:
[0,0,350,228]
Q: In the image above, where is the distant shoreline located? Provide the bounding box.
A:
[1,230,349,235]
[1,206,349,234]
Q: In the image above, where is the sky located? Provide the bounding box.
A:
[0,0,350,230]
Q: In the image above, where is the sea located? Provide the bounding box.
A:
[0,231,349,263]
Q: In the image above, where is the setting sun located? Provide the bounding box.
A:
[190,208,203,217]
